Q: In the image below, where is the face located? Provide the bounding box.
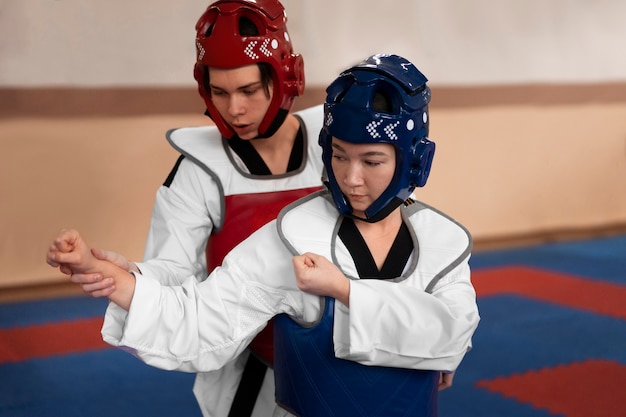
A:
[208,64,273,139]
[330,138,396,218]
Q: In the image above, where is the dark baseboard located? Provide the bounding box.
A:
[2,82,626,118]
[472,222,626,252]
[0,281,85,304]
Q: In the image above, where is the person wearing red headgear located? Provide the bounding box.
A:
[64,1,324,416]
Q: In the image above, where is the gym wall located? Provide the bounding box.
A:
[1,0,625,289]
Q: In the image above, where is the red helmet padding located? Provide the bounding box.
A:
[194,0,305,138]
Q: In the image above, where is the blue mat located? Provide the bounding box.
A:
[1,234,625,416]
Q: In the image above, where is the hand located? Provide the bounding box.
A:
[70,271,116,298]
[292,252,350,306]
[438,372,455,391]
[47,229,116,297]
[54,245,136,271]
[46,229,95,273]
[46,229,136,310]
[92,248,139,272]
[70,248,138,298]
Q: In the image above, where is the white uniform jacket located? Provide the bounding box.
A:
[102,191,480,414]
[104,105,324,417]
[136,104,324,285]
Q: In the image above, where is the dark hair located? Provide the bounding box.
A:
[203,16,272,98]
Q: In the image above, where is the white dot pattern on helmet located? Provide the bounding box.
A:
[244,41,260,60]
[260,39,272,57]
[383,121,401,140]
[366,120,384,138]
[196,40,205,60]
[325,112,333,127]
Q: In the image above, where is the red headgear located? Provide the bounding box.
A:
[194,0,305,138]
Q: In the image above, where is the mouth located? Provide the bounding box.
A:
[348,194,367,202]
[232,122,249,129]
[231,123,255,136]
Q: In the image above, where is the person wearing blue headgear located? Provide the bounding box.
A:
[47,54,479,417]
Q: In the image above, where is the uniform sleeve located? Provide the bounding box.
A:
[333,258,479,372]
[103,158,221,331]
[101,223,310,373]
[138,157,221,285]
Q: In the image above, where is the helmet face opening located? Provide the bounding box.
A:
[194,0,305,139]
[319,54,435,222]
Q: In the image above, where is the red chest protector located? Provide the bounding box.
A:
[206,186,321,365]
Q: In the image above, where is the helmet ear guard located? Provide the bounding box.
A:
[319,54,436,222]
[193,0,305,139]
[257,53,305,137]
[411,137,435,188]
[282,53,306,98]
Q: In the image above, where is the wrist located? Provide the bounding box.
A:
[336,278,350,307]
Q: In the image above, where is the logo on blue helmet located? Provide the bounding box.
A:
[319,54,435,222]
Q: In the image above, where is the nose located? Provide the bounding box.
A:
[228,94,246,117]
[343,162,364,188]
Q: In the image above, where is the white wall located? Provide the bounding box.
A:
[1,0,626,87]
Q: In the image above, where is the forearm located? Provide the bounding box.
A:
[108,270,136,311]
[331,277,350,307]
[102,265,275,372]
[95,259,136,311]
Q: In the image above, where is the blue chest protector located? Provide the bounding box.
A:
[274,297,439,417]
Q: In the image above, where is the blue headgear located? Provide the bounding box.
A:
[319,54,435,222]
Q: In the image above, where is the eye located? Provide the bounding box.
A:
[365,160,382,167]
[243,87,259,96]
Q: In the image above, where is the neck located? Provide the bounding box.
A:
[248,114,299,174]
[250,114,298,152]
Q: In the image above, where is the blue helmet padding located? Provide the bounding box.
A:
[319,54,435,221]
